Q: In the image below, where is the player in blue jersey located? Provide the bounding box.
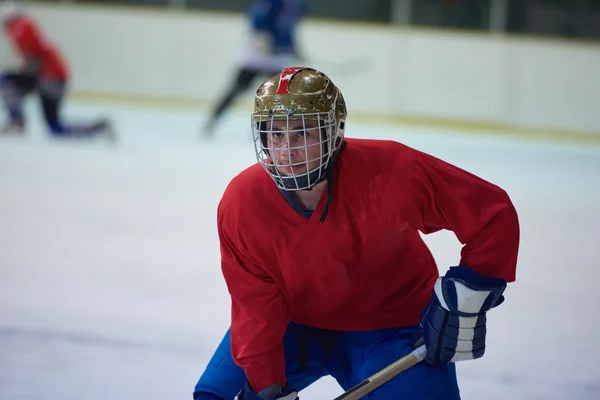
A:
[201,0,306,138]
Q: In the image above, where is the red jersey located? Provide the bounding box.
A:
[5,15,68,81]
[218,138,519,392]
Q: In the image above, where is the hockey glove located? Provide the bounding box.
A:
[420,266,507,364]
[237,383,298,400]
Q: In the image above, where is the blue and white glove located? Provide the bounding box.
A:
[236,383,298,400]
[420,266,507,364]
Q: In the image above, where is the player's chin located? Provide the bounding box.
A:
[275,165,307,176]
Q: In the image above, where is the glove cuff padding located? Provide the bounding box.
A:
[435,266,507,317]
[420,267,507,364]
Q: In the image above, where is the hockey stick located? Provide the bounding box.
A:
[332,344,427,400]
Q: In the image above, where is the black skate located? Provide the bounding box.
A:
[93,118,117,143]
[201,119,217,140]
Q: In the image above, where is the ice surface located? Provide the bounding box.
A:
[1,100,599,399]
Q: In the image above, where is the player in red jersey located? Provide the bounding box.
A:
[0,2,114,139]
[193,67,519,400]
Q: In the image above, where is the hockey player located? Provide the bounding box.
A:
[0,2,114,139]
[193,67,519,400]
[201,0,306,138]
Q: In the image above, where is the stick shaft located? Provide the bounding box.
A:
[332,345,427,400]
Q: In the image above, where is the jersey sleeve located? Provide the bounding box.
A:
[8,18,46,65]
[217,199,289,392]
[407,151,519,282]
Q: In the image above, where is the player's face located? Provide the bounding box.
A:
[266,119,324,176]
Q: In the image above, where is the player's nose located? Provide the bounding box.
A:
[276,141,297,156]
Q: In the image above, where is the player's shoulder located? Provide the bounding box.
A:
[345,137,408,150]
[344,137,427,164]
[343,137,439,186]
[217,163,276,240]
[219,163,270,209]
[9,15,36,28]
[6,15,37,34]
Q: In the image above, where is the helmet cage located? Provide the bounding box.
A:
[251,109,340,191]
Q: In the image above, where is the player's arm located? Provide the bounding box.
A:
[217,202,295,400]
[408,150,519,364]
[414,152,519,280]
[7,18,42,75]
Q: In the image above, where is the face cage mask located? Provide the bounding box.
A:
[251,111,339,191]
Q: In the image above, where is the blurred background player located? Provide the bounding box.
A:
[201,0,306,138]
[0,1,114,139]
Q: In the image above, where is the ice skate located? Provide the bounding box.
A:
[94,118,117,144]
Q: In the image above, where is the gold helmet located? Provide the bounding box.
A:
[251,67,347,191]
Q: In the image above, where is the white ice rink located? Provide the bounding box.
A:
[1,100,599,400]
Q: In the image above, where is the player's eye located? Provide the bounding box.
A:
[303,127,320,139]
